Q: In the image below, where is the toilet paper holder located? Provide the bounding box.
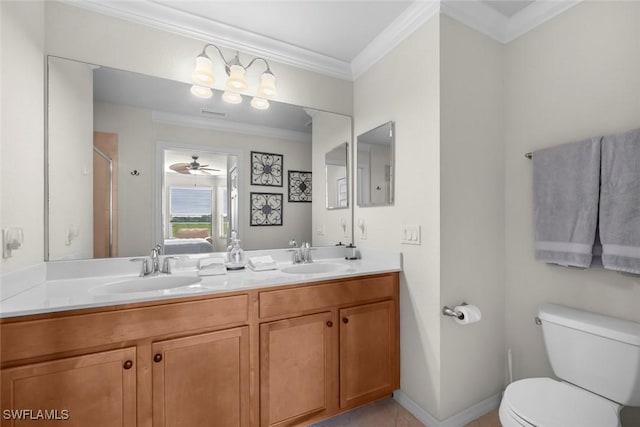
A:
[442,302,468,320]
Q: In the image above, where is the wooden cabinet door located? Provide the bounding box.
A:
[152,327,249,427]
[260,312,334,427]
[0,347,136,427]
[339,300,399,408]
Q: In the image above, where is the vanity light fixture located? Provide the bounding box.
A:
[191,44,278,110]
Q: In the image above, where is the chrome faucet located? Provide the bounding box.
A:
[130,245,168,277]
[288,239,301,264]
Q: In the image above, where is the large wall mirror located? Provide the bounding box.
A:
[356,121,394,207]
[46,56,352,260]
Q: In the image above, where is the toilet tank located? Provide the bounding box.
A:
[538,303,640,406]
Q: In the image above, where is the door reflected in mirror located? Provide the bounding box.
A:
[325,142,349,210]
[357,121,394,207]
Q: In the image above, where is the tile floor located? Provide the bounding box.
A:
[309,398,502,427]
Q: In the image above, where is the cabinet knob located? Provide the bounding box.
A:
[326,320,333,327]
[342,317,349,324]
[123,360,133,370]
[154,353,163,363]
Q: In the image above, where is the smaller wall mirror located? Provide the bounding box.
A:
[325,142,349,209]
[357,121,394,206]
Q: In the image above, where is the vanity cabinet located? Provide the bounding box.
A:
[0,347,137,427]
[339,300,398,409]
[0,272,399,427]
[258,273,399,427]
[152,327,250,427]
[260,312,334,427]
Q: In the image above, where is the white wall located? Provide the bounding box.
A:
[0,1,45,274]
[94,101,312,255]
[354,17,442,417]
[312,112,353,246]
[439,16,505,419]
[47,57,94,260]
[504,2,640,424]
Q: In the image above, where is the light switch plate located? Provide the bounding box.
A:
[401,225,421,245]
[358,219,367,240]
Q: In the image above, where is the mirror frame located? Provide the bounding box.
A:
[356,121,395,207]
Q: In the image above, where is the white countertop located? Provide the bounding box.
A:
[0,248,401,319]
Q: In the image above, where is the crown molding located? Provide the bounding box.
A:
[63,0,582,82]
[505,0,582,42]
[63,0,353,80]
[351,1,440,80]
[440,0,509,43]
[152,111,312,144]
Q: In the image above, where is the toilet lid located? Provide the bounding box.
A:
[503,378,620,427]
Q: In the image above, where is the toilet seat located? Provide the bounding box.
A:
[500,378,621,427]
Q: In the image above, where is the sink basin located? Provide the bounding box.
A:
[92,275,203,294]
[280,262,350,275]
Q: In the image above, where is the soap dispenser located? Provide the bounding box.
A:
[226,232,246,270]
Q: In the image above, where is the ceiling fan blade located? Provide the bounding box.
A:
[169,163,192,174]
[200,167,221,172]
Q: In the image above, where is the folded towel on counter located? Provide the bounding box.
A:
[247,256,277,271]
[198,257,227,276]
[533,137,602,268]
[599,128,640,274]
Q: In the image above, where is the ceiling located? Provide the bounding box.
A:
[71,0,580,80]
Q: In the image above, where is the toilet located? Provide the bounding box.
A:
[499,303,640,427]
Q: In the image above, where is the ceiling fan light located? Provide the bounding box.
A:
[250,97,270,110]
[257,72,277,99]
[190,84,213,99]
[222,91,243,104]
[192,55,215,87]
[226,65,248,92]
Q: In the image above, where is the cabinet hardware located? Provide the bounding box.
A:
[342,317,349,324]
[154,353,163,363]
[326,321,333,327]
[123,360,133,370]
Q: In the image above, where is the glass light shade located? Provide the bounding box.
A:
[250,97,270,110]
[222,91,243,104]
[192,55,215,87]
[257,72,277,99]
[190,84,213,99]
[226,65,248,92]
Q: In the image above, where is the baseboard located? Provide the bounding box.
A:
[393,389,503,427]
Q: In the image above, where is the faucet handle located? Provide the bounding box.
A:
[161,256,180,274]
[288,239,298,248]
[130,258,150,277]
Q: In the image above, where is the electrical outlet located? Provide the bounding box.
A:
[401,225,421,245]
[316,225,325,236]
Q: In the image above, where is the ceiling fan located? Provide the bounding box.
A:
[169,155,221,175]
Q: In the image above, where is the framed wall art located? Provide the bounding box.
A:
[251,151,283,187]
[288,170,312,202]
[250,192,283,226]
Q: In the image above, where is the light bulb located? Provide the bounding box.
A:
[192,55,215,87]
[226,65,248,92]
[190,85,213,99]
[250,97,270,110]
[223,91,243,104]
[257,72,277,99]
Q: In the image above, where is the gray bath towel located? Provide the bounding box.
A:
[599,128,640,274]
[533,137,601,267]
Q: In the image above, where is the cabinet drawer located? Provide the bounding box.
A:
[1,295,248,363]
[259,274,397,319]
